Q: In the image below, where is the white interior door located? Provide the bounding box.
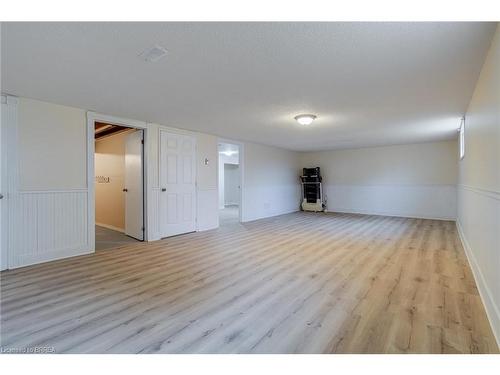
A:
[159,131,196,238]
[124,130,144,240]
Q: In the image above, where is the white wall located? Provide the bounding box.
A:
[194,132,219,232]
[4,97,89,268]
[457,25,500,345]
[2,97,303,268]
[299,140,458,220]
[1,98,223,268]
[17,98,87,190]
[242,142,301,222]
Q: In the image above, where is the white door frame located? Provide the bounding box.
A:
[217,138,244,223]
[1,94,19,270]
[86,112,149,251]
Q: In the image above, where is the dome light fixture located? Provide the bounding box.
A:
[294,114,317,126]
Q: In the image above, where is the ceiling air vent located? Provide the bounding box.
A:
[138,45,168,63]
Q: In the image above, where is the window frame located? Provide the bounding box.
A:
[459,118,465,160]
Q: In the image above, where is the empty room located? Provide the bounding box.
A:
[1,10,500,370]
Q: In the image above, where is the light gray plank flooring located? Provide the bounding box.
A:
[1,212,498,354]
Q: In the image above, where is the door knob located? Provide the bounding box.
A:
[0,193,3,199]
[123,188,128,192]
[161,188,167,192]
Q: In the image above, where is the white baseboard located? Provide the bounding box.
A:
[197,188,219,232]
[456,220,500,348]
[96,222,125,233]
[329,207,456,221]
[242,208,299,223]
[324,184,457,220]
[11,247,93,270]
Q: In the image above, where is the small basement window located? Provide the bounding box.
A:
[459,118,465,160]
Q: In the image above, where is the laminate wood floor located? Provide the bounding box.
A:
[1,212,498,354]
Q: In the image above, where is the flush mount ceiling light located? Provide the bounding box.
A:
[294,114,317,126]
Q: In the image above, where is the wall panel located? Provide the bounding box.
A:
[326,184,457,220]
[457,25,500,346]
[10,190,90,268]
[300,140,458,220]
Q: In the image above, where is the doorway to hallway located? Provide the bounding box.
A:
[218,141,241,226]
[93,121,145,250]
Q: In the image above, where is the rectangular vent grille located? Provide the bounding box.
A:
[139,45,168,62]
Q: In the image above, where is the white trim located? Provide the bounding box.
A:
[323,183,457,220]
[86,112,149,252]
[88,112,147,129]
[95,222,125,233]
[323,183,457,221]
[241,208,298,223]
[19,188,88,194]
[459,184,500,201]
[12,248,93,270]
[323,183,458,187]
[456,220,500,348]
[1,94,19,105]
[217,138,245,224]
[1,94,20,270]
[328,208,456,221]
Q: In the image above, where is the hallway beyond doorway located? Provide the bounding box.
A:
[218,141,241,226]
[219,205,239,226]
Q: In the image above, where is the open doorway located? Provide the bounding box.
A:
[94,122,144,250]
[218,142,241,226]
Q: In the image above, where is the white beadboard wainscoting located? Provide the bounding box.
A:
[197,188,219,231]
[324,184,457,220]
[457,184,500,345]
[9,190,90,268]
[241,184,301,222]
[147,187,161,241]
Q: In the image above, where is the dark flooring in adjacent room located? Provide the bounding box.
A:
[95,225,139,251]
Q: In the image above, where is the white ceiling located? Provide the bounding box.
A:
[1,22,496,151]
